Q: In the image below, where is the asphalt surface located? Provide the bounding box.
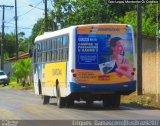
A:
[0,88,160,125]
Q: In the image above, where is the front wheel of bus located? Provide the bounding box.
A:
[56,84,65,108]
[42,95,50,104]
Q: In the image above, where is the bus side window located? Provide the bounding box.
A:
[59,37,63,61]
[52,38,54,61]
[46,39,50,62]
[57,37,60,61]
[63,35,69,60]
[52,38,57,61]
[37,42,42,63]
[34,44,37,63]
[45,40,47,62]
[42,41,45,62]
[55,38,57,61]
[49,39,52,61]
[36,43,39,63]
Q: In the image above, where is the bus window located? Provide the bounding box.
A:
[42,41,45,62]
[46,39,50,62]
[57,38,60,61]
[34,44,37,63]
[45,40,47,62]
[42,40,47,62]
[37,42,42,63]
[52,38,55,49]
[49,39,52,61]
[63,35,69,60]
[52,38,57,61]
[52,38,54,61]
[63,35,69,47]
[59,37,63,60]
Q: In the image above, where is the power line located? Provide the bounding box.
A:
[6,20,34,29]
[6,17,15,24]
[6,21,15,25]
[2,23,34,28]
[6,1,42,24]
[4,25,32,29]
[18,1,43,17]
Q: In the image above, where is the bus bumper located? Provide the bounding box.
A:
[70,81,136,95]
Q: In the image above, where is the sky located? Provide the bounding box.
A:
[0,0,52,38]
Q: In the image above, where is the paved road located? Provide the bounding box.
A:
[0,88,160,121]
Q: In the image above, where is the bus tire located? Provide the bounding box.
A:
[42,95,50,105]
[111,94,120,108]
[103,98,111,108]
[86,100,93,105]
[65,98,74,108]
[38,80,42,95]
[56,84,65,108]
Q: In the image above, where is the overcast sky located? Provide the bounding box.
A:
[0,0,52,38]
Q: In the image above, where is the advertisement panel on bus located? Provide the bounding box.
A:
[76,24,135,85]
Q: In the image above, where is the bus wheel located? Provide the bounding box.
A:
[103,95,112,108]
[38,80,42,94]
[86,100,93,106]
[66,98,74,108]
[111,94,120,108]
[103,99,111,108]
[42,95,50,105]
[56,84,65,108]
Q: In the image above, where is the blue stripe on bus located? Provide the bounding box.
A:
[70,81,136,92]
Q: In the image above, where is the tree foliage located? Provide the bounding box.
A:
[12,58,32,84]
[118,4,159,37]
[29,1,158,45]
[2,33,16,58]
[0,31,29,59]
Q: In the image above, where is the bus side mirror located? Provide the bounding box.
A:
[29,49,33,57]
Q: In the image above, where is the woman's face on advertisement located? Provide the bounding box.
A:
[112,40,124,54]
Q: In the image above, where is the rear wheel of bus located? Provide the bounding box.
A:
[112,94,120,108]
[103,94,120,108]
[56,84,65,108]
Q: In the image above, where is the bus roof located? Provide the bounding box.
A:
[34,24,131,43]
[34,26,76,43]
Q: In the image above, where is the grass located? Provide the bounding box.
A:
[121,92,160,109]
[0,81,34,90]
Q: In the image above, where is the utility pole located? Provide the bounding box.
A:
[1,5,5,70]
[137,3,142,95]
[0,5,14,70]
[15,0,18,60]
[44,0,48,32]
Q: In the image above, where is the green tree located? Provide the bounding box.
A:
[30,0,158,41]
[29,18,45,45]
[58,0,136,26]
[12,58,32,86]
[0,32,30,59]
[18,32,29,54]
[4,33,16,58]
[118,4,159,38]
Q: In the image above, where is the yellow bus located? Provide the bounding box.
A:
[33,24,136,108]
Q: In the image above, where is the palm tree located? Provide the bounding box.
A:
[12,58,32,86]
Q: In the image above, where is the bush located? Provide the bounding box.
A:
[12,58,32,86]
